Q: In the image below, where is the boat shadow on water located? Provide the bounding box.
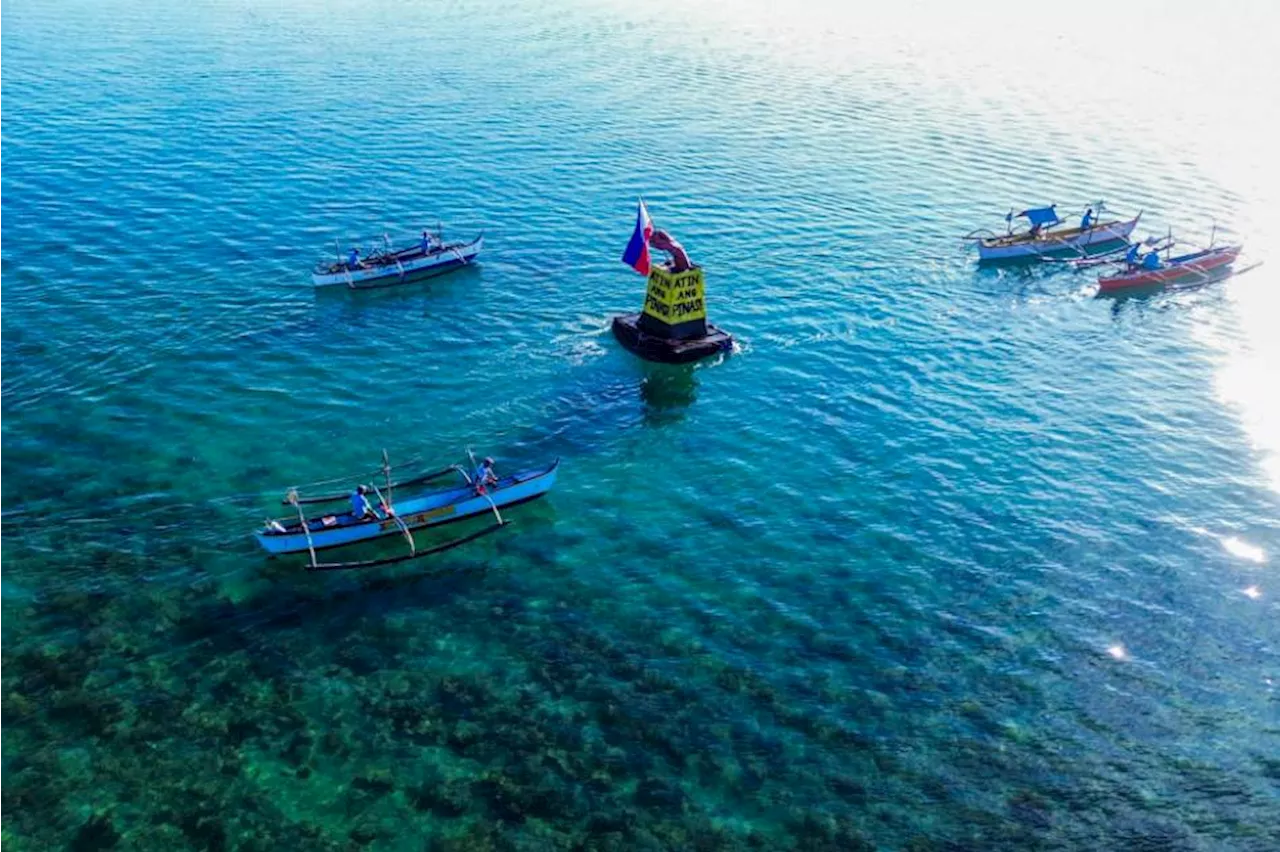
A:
[182,550,496,655]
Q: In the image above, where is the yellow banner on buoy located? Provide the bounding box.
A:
[640,266,706,338]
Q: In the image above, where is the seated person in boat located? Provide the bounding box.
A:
[473,457,498,493]
[350,484,379,521]
[1080,208,1094,230]
[1141,250,1163,271]
[1125,242,1142,268]
[421,231,434,253]
[1027,223,1044,239]
[347,247,362,269]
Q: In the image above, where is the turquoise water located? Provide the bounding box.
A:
[4,0,1279,848]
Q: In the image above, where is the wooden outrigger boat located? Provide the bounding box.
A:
[313,230,482,289]
[256,452,558,571]
[967,204,1139,262]
[1098,244,1243,293]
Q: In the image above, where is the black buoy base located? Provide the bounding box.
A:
[611,313,734,364]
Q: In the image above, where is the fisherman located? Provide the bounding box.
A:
[1080,207,1094,230]
[347,247,361,269]
[350,484,378,521]
[1028,223,1043,239]
[1142,249,1163,270]
[473,457,498,493]
[421,230,433,253]
[1125,242,1142,268]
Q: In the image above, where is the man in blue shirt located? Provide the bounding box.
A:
[347,247,361,269]
[1125,242,1142,268]
[421,231,434,254]
[1142,250,1163,270]
[1080,208,1094,230]
[350,485,378,521]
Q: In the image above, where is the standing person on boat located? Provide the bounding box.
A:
[350,485,379,521]
[1142,249,1163,270]
[421,231,434,254]
[1080,208,1094,230]
[473,457,498,493]
[347,247,361,269]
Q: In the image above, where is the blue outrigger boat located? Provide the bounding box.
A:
[257,452,558,571]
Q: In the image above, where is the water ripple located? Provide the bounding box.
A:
[3,0,1279,849]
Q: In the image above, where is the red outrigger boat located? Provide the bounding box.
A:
[1098,244,1242,293]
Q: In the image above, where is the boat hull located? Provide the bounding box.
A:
[1097,246,1241,292]
[313,236,483,288]
[256,459,557,555]
[977,217,1138,261]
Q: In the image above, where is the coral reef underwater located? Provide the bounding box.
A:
[5,515,1276,851]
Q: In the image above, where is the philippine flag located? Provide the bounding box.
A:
[621,199,654,276]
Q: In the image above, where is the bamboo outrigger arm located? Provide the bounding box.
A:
[287,489,321,569]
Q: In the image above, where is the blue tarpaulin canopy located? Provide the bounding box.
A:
[1018,206,1060,228]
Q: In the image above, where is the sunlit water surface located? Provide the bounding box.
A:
[3,0,1279,849]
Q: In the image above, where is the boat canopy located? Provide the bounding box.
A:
[1018,206,1061,228]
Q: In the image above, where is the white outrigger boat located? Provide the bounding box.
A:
[257,451,558,571]
[313,229,483,289]
[966,203,1139,262]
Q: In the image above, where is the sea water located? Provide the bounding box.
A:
[3,0,1278,848]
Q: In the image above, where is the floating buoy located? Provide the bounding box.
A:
[612,265,733,363]
[612,209,733,363]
